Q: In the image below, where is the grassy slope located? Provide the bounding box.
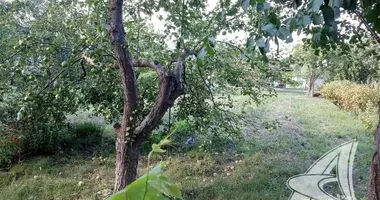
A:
[0,89,375,200]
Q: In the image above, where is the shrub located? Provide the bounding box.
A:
[321,81,380,129]
[69,122,104,138]
[320,80,352,105]
[60,122,114,156]
[0,134,22,167]
[22,124,68,154]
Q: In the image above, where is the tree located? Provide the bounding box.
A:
[328,39,380,84]
[1,0,285,193]
[290,43,328,97]
[3,0,380,197]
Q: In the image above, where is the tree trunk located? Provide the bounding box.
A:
[369,102,380,200]
[108,0,193,193]
[306,75,315,97]
[109,0,138,192]
[124,140,143,185]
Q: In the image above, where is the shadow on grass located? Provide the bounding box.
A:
[59,122,115,157]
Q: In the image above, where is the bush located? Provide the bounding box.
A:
[22,124,68,154]
[69,122,104,138]
[0,134,22,167]
[321,81,380,129]
[60,122,114,156]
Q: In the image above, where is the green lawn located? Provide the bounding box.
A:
[0,89,375,200]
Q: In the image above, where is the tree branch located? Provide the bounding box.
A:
[36,58,82,97]
[353,10,380,45]
[131,51,196,137]
[216,40,251,60]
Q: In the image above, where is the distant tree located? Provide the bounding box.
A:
[290,43,329,97]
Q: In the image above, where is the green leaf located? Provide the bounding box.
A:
[365,5,380,23]
[241,0,250,12]
[310,0,323,12]
[108,164,183,200]
[256,3,264,11]
[149,175,183,199]
[256,38,265,48]
[342,0,357,10]
[109,165,165,200]
[321,5,335,26]
[285,35,293,43]
[250,0,256,6]
[268,12,281,27]
[312,13,324,25]
[152,143,166,153]
[256,2,270,12]
[333,0,340,19]
[208,36,215,46]
[246,37,255,51]
[374,20,380,34]
[205,43,216,56]
[289,18,298,32]
[196,58,204,66]
[302,15,312,27]
[264,39,270,52]
[277,27,291,40]
[197,47,206,60]
[262,23,277,37]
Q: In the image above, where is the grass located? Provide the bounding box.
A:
[0,89,375,200]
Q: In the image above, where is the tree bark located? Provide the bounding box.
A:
[369,102,380,200]
[108,0,197,193]
[109,0,138,192]
[306,75,315,97]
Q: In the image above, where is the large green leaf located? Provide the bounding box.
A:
[321,5,335,26]
[205,42,216,56]
[256,38,265,48]
[262,23,277,37]
[332,0,340,19]
[309,0,323,12]
[109,164,183,200]
[302,15,312,27]
[277,27,291,40]
[256,2,270,12]
[268,12,281,27]
[149,175,182,199]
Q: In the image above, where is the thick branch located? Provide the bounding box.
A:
[132,52,195,137]
[109,0,138,134]
[132,59,166,76]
